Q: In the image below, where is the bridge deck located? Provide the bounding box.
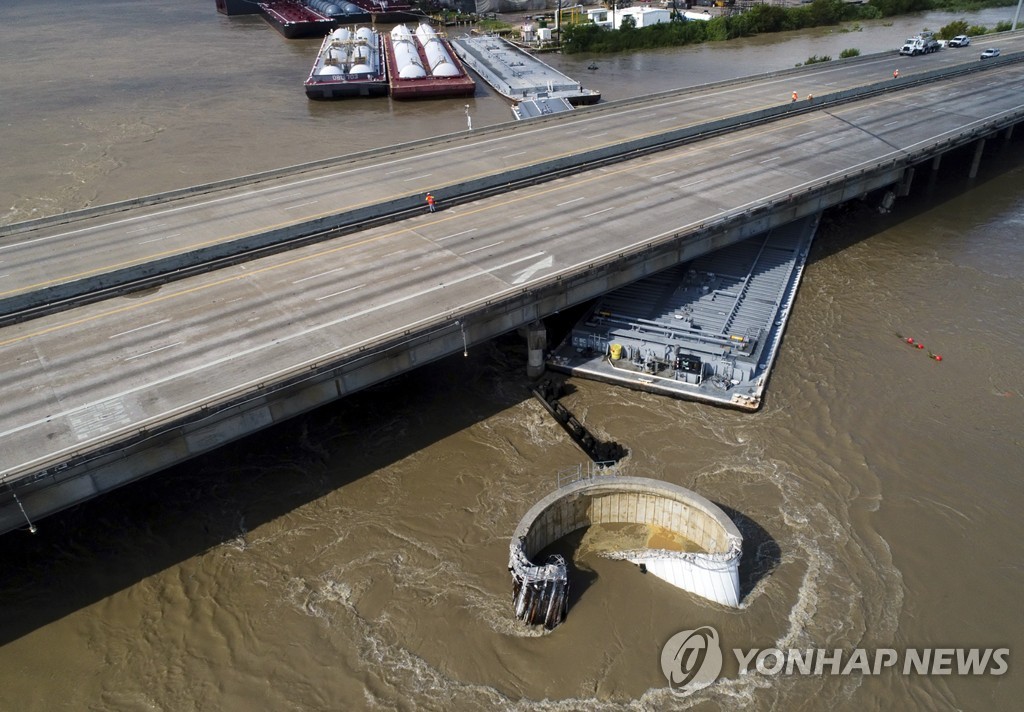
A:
[1,39,1023,532]
[3,35,1021,311]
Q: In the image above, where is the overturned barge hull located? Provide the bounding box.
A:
[509,474,743,629]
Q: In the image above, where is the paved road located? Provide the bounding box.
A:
[2,34,1021,308]
[2,51,1022,489]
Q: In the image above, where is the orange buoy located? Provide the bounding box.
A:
[931,354,943,361]
[916,343,924,349]
[905,337,915,344]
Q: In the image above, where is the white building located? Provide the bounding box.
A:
[585,6,672,30]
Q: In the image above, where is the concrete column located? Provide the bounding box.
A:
[1005,124,1015,145]
[969,137,986,180]
[526,320,547,379]
[897,167,915,197]
[928,153,942,193]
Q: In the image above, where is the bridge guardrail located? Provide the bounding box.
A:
[1,49,1021,328]
[2,48,1024,327]
[5,87,1023,501]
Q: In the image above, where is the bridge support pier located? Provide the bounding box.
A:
[1005,124,1015,145]
[897,167,915,197]
[969,138,987,180]
[525,320,547,379]
[928,154,942,193]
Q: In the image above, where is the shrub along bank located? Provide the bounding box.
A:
[560,0,1017,53]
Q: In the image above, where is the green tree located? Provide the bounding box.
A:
[937,19,968,40]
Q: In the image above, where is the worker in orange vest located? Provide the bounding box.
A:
[426,193,436,213]
[791,90,798,102]
[893,69,900,79]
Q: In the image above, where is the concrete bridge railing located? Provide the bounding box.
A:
[2,49,1020,325]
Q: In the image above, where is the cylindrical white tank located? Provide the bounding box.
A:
[390,25,425,79]
[317,26,380,78]
[350,27,379,76]
[415,23,459,78]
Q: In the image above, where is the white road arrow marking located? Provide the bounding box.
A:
[511,255,553,285]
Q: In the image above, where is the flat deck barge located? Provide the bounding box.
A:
[450,35,599,112]
[547,216,818,410]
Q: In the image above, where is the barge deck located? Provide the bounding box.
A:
[449,35,599,115]
[547,215,818,410]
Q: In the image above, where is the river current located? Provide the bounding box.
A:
[0,2,1021,710]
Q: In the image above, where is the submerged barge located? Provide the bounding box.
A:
[547,216,818,410]
[450,35,599,116]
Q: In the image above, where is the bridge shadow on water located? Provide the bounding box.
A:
[0,334,542,647]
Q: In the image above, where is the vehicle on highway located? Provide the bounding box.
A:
[948,35,971,48]
[900,33,941,56]
[980,48,1001,59]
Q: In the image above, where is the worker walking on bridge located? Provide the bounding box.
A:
[426,192,436,213]
[893,68,900,79]
[791,90,798,102]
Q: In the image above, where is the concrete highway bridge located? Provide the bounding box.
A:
[2,36,1023,535]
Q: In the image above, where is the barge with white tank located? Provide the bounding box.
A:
[305,26,388,99]
[216,0,421,39]
[384,24,476,99]
[547,216,818,410]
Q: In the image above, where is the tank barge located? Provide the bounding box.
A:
[305,26,388,99]
[547,215,818,410]
[384,24,476,99]
[449,35,599,116]
[255,0,335,39]
[216,0,422,40]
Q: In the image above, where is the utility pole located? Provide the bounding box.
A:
[556,0,562,46]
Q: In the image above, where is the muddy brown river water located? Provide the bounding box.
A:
[1,2,1021,710]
